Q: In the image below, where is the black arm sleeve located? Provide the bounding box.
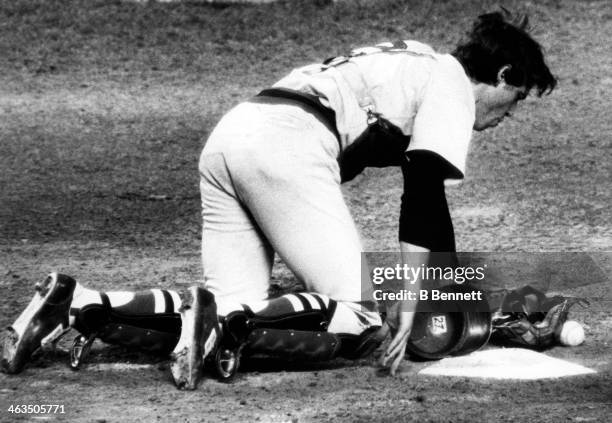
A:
[398,150,460,252]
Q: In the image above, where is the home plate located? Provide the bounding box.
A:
[418,348,596,380]
[87,363,156,371]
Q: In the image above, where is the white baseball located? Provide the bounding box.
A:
[559,320,585,346]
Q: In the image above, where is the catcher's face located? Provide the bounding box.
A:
[474,82,528,131]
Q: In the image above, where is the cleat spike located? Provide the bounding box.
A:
[1,273,76,374]
[70,333,97,370]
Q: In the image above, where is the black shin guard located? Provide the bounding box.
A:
[71,293,181,354]
[245,329,341,361]
[337,326,385,359]
[219,297,383,363]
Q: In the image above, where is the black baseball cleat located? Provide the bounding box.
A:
[1,273,76,374]
[170,286,220,390]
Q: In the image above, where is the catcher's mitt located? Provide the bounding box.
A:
[490,285,589,349]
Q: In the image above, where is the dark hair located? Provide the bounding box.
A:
[452,11,557,96]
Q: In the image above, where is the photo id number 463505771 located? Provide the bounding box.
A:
[7,404,65,414]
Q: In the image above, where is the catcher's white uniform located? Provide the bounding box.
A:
[199,41,475,325]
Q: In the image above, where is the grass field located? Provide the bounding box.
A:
[0,0,610,422]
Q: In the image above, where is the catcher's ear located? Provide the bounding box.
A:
[497,65,512,84]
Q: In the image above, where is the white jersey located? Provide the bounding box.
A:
[273,40,475,179]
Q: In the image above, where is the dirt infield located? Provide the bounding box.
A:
[0,0,611,421]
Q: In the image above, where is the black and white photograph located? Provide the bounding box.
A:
[1,0,610,421]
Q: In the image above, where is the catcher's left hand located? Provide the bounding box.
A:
[379,303,414,375]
